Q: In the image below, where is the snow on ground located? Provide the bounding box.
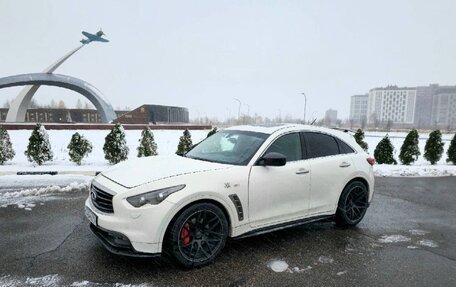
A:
[0,129,455,176]
[378,235,411,243]
[417,239,439,248]
[0,175,91,208]
[377,230,439,248]
[0,274,152,287]
[365,131,456,177]
[267,260,289,273]
[0,129,209,172]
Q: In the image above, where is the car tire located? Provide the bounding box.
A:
[166,202,228,268]
[335,181,369,227]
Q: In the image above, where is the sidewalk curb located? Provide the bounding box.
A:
[0,171,101,176]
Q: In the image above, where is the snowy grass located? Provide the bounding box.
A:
[0,129,455,177]
[0,129,209,172]
[365,131,456,177]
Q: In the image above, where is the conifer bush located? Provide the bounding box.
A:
[374,135,397,164]
[25,123,53,166]
[354,128,369,152]
[68,132,93,165]
[0,125,15,165]
[103,123,129,164]
[207,127,218,138]
[137,127,158,157]
[424,130,444,165]
[176,129,193,156]
[399,129,420,165]
[447,133,456,165]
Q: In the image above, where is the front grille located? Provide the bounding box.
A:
[91,185,114,213]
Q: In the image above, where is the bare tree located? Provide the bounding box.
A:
[386,119,393,132]
[28,98,40,108]
[361,116,367,129]
[84,101,93,109]
[58,100,66,109]
[76,99,83,109]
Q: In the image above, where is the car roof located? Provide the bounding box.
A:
[225,124,294,134]
[225,124,346,136]
[224,124,360,151]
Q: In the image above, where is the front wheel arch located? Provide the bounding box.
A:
[163,201,230,267]
[161,198,233,250]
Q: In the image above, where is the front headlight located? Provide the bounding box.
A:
[126,184,186,207]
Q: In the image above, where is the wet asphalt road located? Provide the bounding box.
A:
[0,177,455,286]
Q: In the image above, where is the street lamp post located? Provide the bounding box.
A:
[234,98,241,120]
[302,92,307,124]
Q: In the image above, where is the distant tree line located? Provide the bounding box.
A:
[1,125,456,166]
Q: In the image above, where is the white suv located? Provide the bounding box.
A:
[85,124,375,267]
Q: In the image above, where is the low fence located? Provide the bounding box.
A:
[0,123,212,130]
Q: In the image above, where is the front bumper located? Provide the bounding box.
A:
[89,224,159,258]
[84,176,177,255]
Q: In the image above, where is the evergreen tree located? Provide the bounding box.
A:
[137,127,158,157]
[103,123,129,164]
[68,132,93,165]
[207,127,218,138]
[447,133,456,165]
[399,129,420,165]
[354,128,369,152]
[25,123,53,166]
[424,130,444,165]
[374,135,397,164]
[0,126,15,164]
[176,129,193,156]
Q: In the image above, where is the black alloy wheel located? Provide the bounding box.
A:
[336,181,369,226]
[167,203,228,267]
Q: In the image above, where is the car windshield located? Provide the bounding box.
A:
[186,130,269,165]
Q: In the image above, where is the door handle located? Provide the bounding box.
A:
[339,162,351,168]
[296,168,310,174]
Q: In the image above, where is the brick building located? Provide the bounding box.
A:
[0,104,188,124]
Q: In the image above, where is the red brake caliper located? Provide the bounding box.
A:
[180,223,191,245]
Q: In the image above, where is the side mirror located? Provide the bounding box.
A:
[258,152,287,166]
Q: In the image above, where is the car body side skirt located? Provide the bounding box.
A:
[233,214,334,239]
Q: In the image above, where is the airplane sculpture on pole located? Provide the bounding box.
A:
[3,30,116,123]
[80,29,109,44]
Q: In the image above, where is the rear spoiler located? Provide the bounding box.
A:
[331,127,356,135]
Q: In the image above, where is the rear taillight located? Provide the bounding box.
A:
[367,157,376,166]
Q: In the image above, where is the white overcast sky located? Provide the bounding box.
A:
[1,0,455,120]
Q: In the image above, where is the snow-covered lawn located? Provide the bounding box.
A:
[0,129,455,177]
[364,131,456,177]
[0,129,209,173]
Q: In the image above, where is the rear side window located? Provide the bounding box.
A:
[304,132,339,159]
[337,139,355,154]
[265,133,302,162]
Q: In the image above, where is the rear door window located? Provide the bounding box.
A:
[304,132,339,159]
[337,139,355,154]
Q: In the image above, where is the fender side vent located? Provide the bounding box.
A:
[229,194,244,221]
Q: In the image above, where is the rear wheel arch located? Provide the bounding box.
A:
[345,177,369,193]
[335,178,369,226]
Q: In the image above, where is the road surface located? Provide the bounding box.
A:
[0,177,455,286]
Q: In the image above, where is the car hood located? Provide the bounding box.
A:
[101,155,230,188]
